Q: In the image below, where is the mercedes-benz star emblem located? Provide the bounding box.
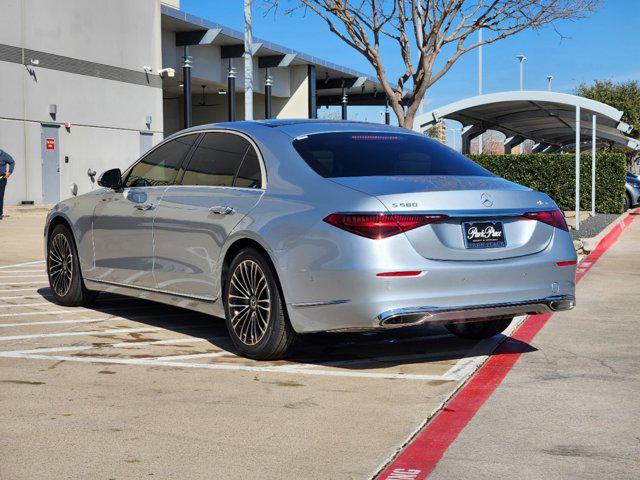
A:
[480,193,493,208]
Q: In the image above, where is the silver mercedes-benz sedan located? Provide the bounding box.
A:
[45,120,576,359]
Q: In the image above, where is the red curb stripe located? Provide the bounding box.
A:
[376,209,639,480]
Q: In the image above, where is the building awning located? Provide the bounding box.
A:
[161,5,386,106]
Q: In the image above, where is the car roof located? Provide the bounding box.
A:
[166,119,416,143]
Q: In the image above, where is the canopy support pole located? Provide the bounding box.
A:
[575,105,581,230]
[592,115,596,217]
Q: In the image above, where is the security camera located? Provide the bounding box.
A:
[158,68,175,78]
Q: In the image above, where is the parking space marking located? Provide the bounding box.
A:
[0,351,456,381]
[149,351,232,362]
[0,260,45,269]
[0,317,112,328]
[0,288,50,295]
[0,294,52,301]
[0,274,48,279]
[0,281,49,286]
[0,309,91,318]
[0,302,55,308]
[0,337,213,356]
[0,326,167,342]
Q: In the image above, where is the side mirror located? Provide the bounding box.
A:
[97,168,123,190]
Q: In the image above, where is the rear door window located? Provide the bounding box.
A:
[292,132,494,178]
[181,132,262,188]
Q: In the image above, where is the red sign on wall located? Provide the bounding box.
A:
[45,138,55,151]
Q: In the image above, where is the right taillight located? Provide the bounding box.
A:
[523,210,569,232]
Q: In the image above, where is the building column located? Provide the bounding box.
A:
[341,85,348,120]
[263,67,272,119]
[182,46,192,129]
[308,65,317,119]
[227,59,236,122]
[461,125,485,154]
[504,135,525,154]
[384,97,390,125]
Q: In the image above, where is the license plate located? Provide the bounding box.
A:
[462,221,506,249]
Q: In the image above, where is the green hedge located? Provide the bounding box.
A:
[469,154,627,214]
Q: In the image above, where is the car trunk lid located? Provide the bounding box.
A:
[330,175,557,261]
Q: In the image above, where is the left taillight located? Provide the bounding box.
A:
[523,210,569,232]
[323,213,448,239]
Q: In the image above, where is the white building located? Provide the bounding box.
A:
[0,0,383,206]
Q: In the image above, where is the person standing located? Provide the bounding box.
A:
[0,148,15,220]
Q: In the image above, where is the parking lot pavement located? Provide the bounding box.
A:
[0,215,526,479]
[424,215,640,480]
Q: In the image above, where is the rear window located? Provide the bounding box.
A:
[292,132,494,178]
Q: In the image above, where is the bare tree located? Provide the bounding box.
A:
[264,0,599,128]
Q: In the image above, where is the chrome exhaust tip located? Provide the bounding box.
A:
[548,297,575,311]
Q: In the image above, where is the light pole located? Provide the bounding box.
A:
[477,0,483,153]
[244,0,253,120]
[516,54,526,91]
[547,75,553,91]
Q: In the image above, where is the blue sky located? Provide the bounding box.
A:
[181,0,639,123]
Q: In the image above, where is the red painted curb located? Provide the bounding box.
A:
[376,209,639,480]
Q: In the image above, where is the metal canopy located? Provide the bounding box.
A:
[414,91,638,152]
[414,91,640,232]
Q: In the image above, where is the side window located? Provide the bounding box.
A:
[124,134,197,188]
[234,147,262,188]
[181,132,261,188]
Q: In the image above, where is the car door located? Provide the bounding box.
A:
[153,131,265,300]
[90,134,199,288]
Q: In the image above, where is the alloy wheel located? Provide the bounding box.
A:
[49,233,73,297]
[228,259,271,345]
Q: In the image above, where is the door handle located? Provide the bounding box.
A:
[134,203,155,211]
[209,205,234,215]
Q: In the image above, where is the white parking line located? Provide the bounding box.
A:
[0,337,213,356]
[0,302,54,308]
[0,274,48,279]
[0,295,53,301]
[0,317,112,328]
[0,326,165,342]
[149,351,231,362]
[0,281,48,286]
[271,349,471,374]
[0,301,149,310]
[0,309,89,318]
[1,351,450,380]
[0,270,46,274]
[0,260,45,269]
[0,288,49,294]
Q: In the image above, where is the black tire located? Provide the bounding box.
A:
[624,193,631,210]
[47,224,98,307]
[223,248,297,360]
[445,316,513,340]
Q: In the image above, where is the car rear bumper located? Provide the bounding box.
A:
[375,295,575,329]
[283,241,576,333]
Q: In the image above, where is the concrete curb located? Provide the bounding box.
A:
[580,210,632,253]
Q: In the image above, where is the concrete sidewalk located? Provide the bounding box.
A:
[431,217,640,479]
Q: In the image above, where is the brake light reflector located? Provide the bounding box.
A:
[323,213,448,239]
[556,260,577,267]
[376,271,423,277]
[523,210,569,232]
